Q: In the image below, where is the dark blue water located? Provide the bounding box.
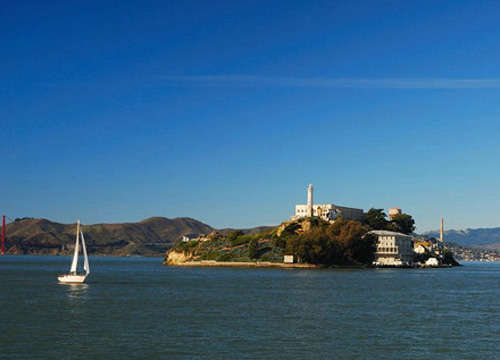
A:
[0,256,498,359]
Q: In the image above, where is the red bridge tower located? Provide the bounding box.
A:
[1,215,5,255]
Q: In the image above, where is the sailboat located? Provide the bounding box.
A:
[58,219,90,284]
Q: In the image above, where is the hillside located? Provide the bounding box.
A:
[4,217,214,256]
[424,227,500,250]
[165,217,377,267]
[218,225,276,236]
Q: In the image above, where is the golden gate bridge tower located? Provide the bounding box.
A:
[1,215,5,255]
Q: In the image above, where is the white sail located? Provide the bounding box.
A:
[81,230,90,275]
[70,220,80,273]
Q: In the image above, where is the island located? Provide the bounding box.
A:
[164,184,461,269]
[164,214,460,268]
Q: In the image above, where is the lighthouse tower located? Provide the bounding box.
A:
[307,184,313,217]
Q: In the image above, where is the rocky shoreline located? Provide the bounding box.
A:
[166,260,319,268]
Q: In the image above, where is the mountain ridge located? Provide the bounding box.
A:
[4,217,215,256]
[423,227,500,250]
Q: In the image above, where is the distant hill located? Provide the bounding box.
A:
[218,226,276,236]
[424,227,500,251]
[4,217,214,256]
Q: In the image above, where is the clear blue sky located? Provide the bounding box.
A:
[3,0,500,232]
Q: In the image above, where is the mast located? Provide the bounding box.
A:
[81,230,90,275]
[70,220,80,274]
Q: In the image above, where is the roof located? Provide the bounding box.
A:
[368,230,413,238]
[415,241,431,247]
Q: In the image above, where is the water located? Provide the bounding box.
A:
[0,256,498,359]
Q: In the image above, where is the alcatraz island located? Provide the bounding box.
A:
[164,185,459,268]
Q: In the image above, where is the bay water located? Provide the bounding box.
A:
[0,256,498,359]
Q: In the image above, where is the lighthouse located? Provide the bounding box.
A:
[307,184,313,217]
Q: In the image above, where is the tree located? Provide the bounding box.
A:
[364,208,389,230]
[350,232,377,265]
[284,227,332,264]
[327,218,374,264]
[281,222,302,237]
[284,218,375,266]
[248,238,258,259]
[389,213,415,235]
[228,230,244,242]
[273,234,287,249]
[442,248,460,266]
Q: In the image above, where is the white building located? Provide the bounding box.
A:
[293,184,364,221]
[181,234,201,242]
[295,203,336,220]
[294,204,364,221]
[370,230,414,267]
[425,257,439,267]
[414,244,427,254]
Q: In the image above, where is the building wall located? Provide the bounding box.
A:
[295,204,336,220]
[373,233,414,266]
[334,206,364,221]
[295,204,364,221]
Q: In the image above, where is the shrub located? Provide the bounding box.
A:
[248,238,258,259]
[174,240,199,253]
[216,253,233,262]
[227,230,244,242]
[231,233,263,246]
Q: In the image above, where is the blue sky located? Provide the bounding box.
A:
[2,0,500,231]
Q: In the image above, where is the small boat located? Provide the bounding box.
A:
[58,219,90,284]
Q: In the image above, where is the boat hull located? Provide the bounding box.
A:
[58,274,87,284]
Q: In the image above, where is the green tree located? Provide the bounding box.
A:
[389,213,415,235]
[442,248,460,266]
[350,232,377,264]
[364,208,389,230]
[284,218,375,266]
[284,227,328,264]
[327,218,374,264]
[273,234,287,249]
[281,222,302,237]
[248,238,258,259]
[228,230,244,243]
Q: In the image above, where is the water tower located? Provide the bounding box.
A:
[388,207,402,220]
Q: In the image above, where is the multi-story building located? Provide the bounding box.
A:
[294,204,364,221]
[370,230,414,266]
[292,184,364,221]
